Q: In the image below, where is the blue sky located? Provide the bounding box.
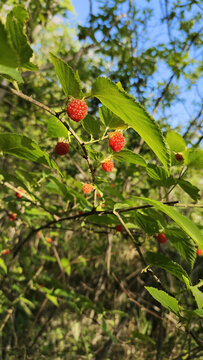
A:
[70,0,202,134]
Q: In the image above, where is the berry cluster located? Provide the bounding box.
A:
[16,187,24,199]
[67,98,88,122]
[109,131,125,152]
[157,233,167,244]
[82,184,94,194]
[9,213,17,222]
[102,159,114,172]
[55,141,69,155]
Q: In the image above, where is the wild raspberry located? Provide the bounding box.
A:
[97,193,102,198]
[109,132,125,152]
[67,98,88,122]
[115,224,123,232]
[9,213,17,221]
[196,248,202,256]
[102,159,114,172]
[55,141,69,155]
[16,187,24,199]
[47,237,52,243]
[175,153,184,162]
[157,233,167,244]
[82,184,94,194]
[2,249,10,255]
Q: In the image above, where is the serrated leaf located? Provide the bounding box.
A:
[6,6,37,69]
[134,212,159,234]
[49,52,82,98]
[0,133,61,175]
[99,105,127,129]
[92,77,170,172]
[113,149,146,167]
[0,258,7,274]
[0,64,23,83]
[183,149,203,169]
[165,228,196,268]
[166,131,186,152]
[82,114,100,135]
[145,287,179,315]
[146,164,174,187]
[87,214,117,225]
[178,179,200,201]
[146,251,190,283]
[47,116,69,138]
[0,21,18,67]
[190,286,203,309]
[135,197,203,250]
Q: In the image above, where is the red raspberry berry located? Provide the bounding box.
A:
[16,187,24,199]
[97,193,102,198]
[175,153,184,162]
[82,184,94,194]
[67,98,88,122]
[102,159,114,172]
[115,224,123,232]
[196,248,202,256]
[2,249,10,255]
[47,237,52,243]
[9,213,17,221]
[55,141,69,155]
[109,132,125,152]
[157,233,167,244]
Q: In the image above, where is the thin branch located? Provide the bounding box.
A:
[12,200,178,258]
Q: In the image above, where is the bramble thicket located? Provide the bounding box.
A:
[0,1,202,359]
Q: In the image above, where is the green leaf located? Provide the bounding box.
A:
[134,212,159,234]
[113,149,146,167]
[131,331,155,345]
[0,168,26,189]
[190,286,203,309]
[87,214,117,226]
[46,294,59,307]
[6,6,37,69]
[183,149,203,169]
[146,164,174,187]
[0,133,61,174]
[47,116,69,138]
[165,229,196,268]
[194,309,203,317]
[178,179,200,201]
[166,131,186,152]
[0,258,7,274]
[145,287,179,315]
[0,21,18,67]
[135,197,203,250]
[99,105,127,129]
[92,77,170,172]
[146,251,190,283]
[61,258,71,276]
[82,114,100,135]
[49,52,82,98]
[0,64,23,83]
